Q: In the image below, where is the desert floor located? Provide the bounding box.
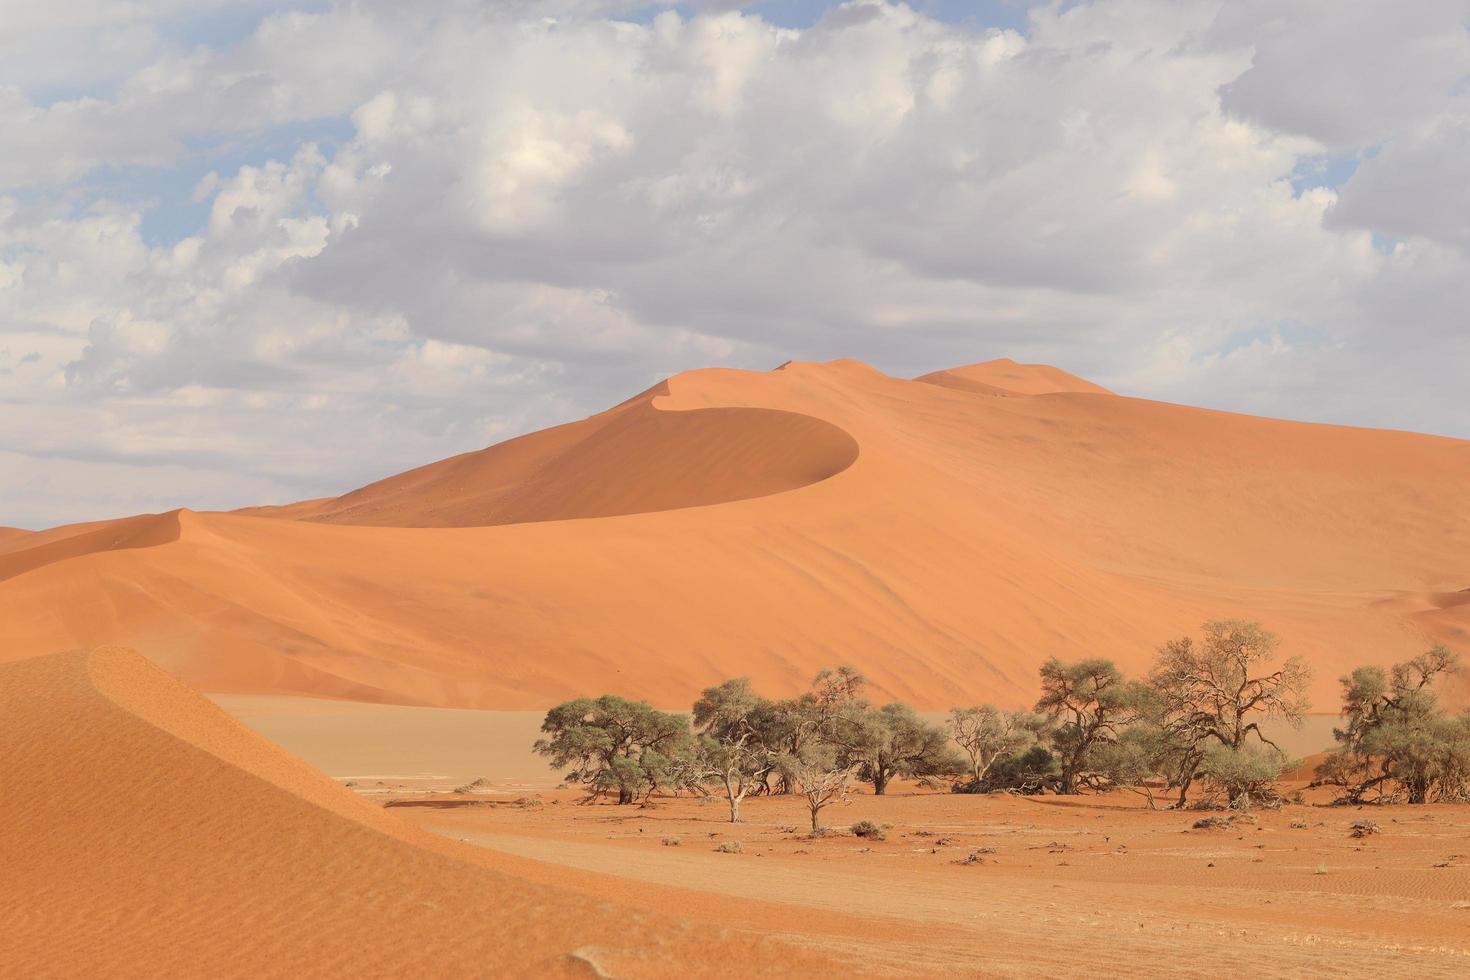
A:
[400,788,1470,978]
[217,697,1470,977]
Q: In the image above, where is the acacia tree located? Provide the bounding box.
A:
[767,665,868,794]
[841,703,963,795]
[778,743,854,834]
[948,705,1048,786]
[1319,646,1468,804]
[1148,620,1311,806]
[1094,724,1171,809]
[534,696,692,804]
[692,677,776,822]
[1035,658,1142,794]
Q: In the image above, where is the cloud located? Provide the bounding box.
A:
[2,0,1469,528]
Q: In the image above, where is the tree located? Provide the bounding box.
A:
[948,705,1048,786]
[1094,724,1171,809]
[534,696,692,804]
[1319,646,1469,804]
[692,678,776,822]
[1148,620,1311,805]
[841,702,963,795]
[766,665,869,794]
[778,743,854,834]
[1035,658,1142,794]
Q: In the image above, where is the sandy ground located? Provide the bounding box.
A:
[403,786,1470,978]
[212,694,559,793]
[1,648,844,978]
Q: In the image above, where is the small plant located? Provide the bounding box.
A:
[1193,815,1233,830]
[1349,819,1380,838]
[1289,820,1309,829]
[1314,864,1328,875]
[715,840,743,854]
[952,852,986,866]
[661,837,681,847]
[851,820,888,840]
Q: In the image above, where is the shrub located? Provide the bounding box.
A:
[851,819,887,840]
[1349,819,1380,838]
[715,840,743,854]
[1199,744,1292,807]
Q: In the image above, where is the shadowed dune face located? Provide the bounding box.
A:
[0,648,833,978]
[0,358,1467,710]
[254,396,859,528]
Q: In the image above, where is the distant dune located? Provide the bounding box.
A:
[0,647,831,977]
[916,358,1114,396]
[0,358,1466,709]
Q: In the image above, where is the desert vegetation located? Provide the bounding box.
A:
[1315,646,1470,803]
[535,621,1466,815]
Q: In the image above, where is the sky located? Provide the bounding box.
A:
[1,0,1468,529]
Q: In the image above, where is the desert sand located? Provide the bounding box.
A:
[0,647,839,978]
[1,358,1466,711]
[397,784,1470,977]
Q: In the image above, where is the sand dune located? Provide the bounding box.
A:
[0,510,180,584]
[0,647,834,978]
[0,358,1466,709]
[244,385,859,527]
[916,358,1113,396]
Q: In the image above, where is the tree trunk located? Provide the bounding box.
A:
[872,771,888,796]
[728,795,741,823]
[1175,773,1193,808]
[810,804,820,834]
[617,786,633,805]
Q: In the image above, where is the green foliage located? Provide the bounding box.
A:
[692,677,780,821]
[1035,657,1147,794]
[840,702,964,795]
[1198,744,1292,808]
[777,741,855,833]
[948,705,1049,785]
[1318,646,1469,804]
[533,695,694,804]
[1146,619,1311,806]
[1093,724,1172,808]
[955,745,1059,793]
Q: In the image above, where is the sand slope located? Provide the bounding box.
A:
[916,358,1113,396]
[0,647,833,978]
[0,358,1466,709]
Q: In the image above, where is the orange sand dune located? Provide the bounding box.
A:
[916,357,1113,396]
[0,510,180,584]
[243,384,858,527]
[0,647,833,977]
[0,357,1467,709]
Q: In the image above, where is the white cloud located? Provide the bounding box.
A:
[2,0,1469,528]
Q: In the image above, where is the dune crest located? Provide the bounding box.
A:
[243,385,858,528]
[0,647,832,977]
[917,358,1113,396]
[1,358,1467,710]
[0,510,182,584]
